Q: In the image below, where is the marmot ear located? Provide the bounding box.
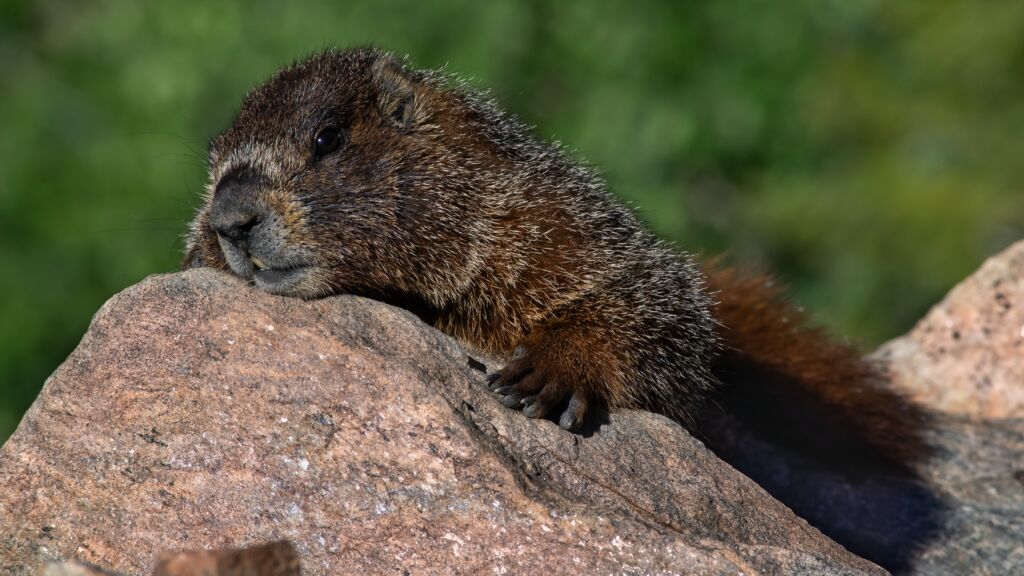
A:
[371,56,417,131]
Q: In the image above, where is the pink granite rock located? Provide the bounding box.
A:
[875,240,1024,419]
[0,270,880,576]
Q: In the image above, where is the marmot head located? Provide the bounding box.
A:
[184,47,506,304]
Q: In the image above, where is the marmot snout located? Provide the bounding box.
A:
[204,166,313,294]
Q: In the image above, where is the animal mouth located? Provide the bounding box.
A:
[250,259,313,293]
[216,236,315,295]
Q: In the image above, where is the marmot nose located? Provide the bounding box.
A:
[212,212,260,245]
[210,165,267,247]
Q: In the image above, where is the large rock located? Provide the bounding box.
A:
[871,240,1024,574]
[0,269,881,576]
[3,237,1023,575]
[876,240,1024,419]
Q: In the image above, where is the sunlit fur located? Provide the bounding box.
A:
[184,47,719,426]
[184,48,927,461]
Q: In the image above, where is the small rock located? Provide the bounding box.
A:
[153,540,299,576]
[35,562,120,576]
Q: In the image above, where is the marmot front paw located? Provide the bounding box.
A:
[486,346,590,430]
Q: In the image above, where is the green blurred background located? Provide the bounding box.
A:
[1,1,1022,442]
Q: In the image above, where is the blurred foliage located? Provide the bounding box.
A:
[1,0,1022,442]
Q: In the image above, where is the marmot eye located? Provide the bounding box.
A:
[313,126,343,158]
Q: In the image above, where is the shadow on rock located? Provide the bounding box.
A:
[700,401,947,573]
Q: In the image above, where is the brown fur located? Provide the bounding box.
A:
[703,265,930,465]
[183,46,929,467]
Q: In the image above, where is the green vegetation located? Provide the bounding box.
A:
[2,1,1022,442]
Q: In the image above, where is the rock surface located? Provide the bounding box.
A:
[1,239,1023,575]
[908,417,1024,574]
[876,240,1024,419]
[870,240,1024,574]
[0,269,881,576]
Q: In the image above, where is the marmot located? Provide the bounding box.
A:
[183,47,928,470]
